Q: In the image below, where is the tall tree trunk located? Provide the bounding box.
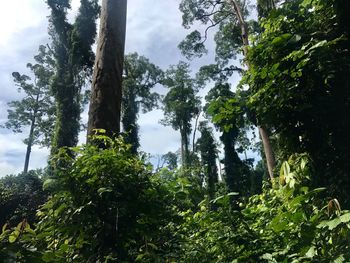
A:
[180,131,185,166]
[87,0,127,139]
[258,126,275,179]
[180,126,190,167]
[192,111,200,153]
[181,130,186,167]
[23,115,36,174]
[24,93,40,174]
[228,0,275,180]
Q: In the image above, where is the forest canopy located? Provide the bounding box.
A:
[0,0,350,262]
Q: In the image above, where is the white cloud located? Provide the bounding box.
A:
[0,128,49,176]
[138,110,180,155]
[0,161,19,176]
[0,1,47,48]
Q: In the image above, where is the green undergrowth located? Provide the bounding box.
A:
[1,136,349,262]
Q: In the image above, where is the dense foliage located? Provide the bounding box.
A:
[162,62,201,167]
[0,170,47,228]
[175,154,350,262]
[122,53,163,154]
[1,0,350,262]
[0,135,178,262]
[48,0,99,154]
[2,141,350,262]
[244,0,350,206]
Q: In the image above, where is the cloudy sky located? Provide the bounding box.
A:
[0,0,246,175]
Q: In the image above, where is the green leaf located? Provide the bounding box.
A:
[2,223,8,233]
[288,34,302,44]
[305,246,316,258]
[97,187,113,196]
[8,235,17,243]
[340,212,350,223]
[270,214,288,232]
[211,192,239,204]
[334,255,345,263]
[42,251,57,262]
[306,40,327,53]
[271,33,292,46]
[43,178,58,191]
[326,217,342,230]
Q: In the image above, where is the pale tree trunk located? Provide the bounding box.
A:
[24,93,40,175]
[23,115,36,174]
[87,0,127,139]
[192,111,200,153]
[228,0,275,180]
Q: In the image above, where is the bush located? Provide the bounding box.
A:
[0,135,182,262]
[174,154,350,262]
[2,145,350,262]
[0,170,47,227]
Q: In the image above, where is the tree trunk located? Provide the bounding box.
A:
[87,0,127,139]
[181,130,186,167]
[24,92,40,175]
[258,126,275,180]
[192,112,200,153]
[180,126,190,167]
[228,0,275,180]
[23,115,36,174]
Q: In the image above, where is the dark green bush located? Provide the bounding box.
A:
[1,141,350,262]
[0,170,47,227]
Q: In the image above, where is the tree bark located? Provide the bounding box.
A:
[180,128,188,167]
[192,111,200,153]
[24,93,40,175]
[87,0,127,139]
[23,116,36,174]
[228,0,275,180]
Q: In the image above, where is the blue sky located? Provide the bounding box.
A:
[0,0,253,175]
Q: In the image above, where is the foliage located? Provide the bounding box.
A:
[196,121,218,201]
[37,135,177,262]
[3,45,55,148]
[48,0,99,154]
[0,170,47,228]
[204,83,251,196]
[0,135,201,262]
[122,53,163,154]
[179,0,248,61]
[244,0,350,206]
[2,45,56,173]
[2,147,350,262]
[161,61,201,167]
[174,154,350,262]
[160,152,178,171]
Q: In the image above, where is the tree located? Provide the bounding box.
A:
[245,0,350,206]
[0,170,47,227]
[205,83,248,195]
[47,0,99,153]
[2,46,55,174]
[161,151,178,171]
[122,53,163,154]
[257,0,277,19]
[196,121,218,202]
[179,0,276,180]
[87,0,127,138]
[161,62,201,168]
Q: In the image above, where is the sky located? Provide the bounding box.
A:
[0,0,247,175]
